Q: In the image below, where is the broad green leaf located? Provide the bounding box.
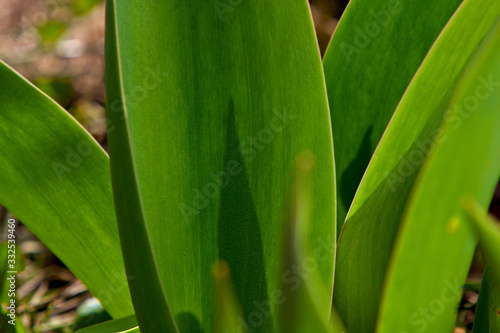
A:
[377,17,500,332]
[473,266,500,333]
[104,0,336,332]
[323,0,463,230]
[75,315,138,333]
[0,60,133,318]
[332,0,500,331]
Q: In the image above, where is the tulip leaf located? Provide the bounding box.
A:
[104,0,336,332]
[323,0,464,230]
[377,16,500,332]
[0,60,133,318]
[332,0,500,331]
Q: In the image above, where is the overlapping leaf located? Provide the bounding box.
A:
[323,0,463,230]
[0,61,133,318]
[377,16,500,332]
[332,0,500,331]
[75,315,138,333]
[105,0,336,331]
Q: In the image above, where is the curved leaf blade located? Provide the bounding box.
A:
[105,1,178,332]
[333,1,500,331]
[0,60,133,318]
[105,0,336,332]
[75,315,138,333]
[473,266,500,333]
[323,0,463,229]
[277,152,332,333]
[377,17,500,332]
[462,202,500,332]
[463,198,500,277]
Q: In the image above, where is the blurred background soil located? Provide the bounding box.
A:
[0,0,497,332]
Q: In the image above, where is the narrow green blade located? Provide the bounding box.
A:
[473,266,500,333]
[75,315,138,333]
[323,0,463,230]
[377,18,500,332]
[0,61,133,318]
[463,198,500,278]
[277,152,332,333]
[105,2,177,332]
[462,202,500,332]
[104,0,335,332]
[332,1,500,331]
[212,260,247,333]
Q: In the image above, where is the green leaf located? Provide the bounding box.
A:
[463,197,500,278]
[277,152,333,333]
[323,0,464,231]
[212,260,247,333]
[0,312,16,333]
[75,315,138,333]
[473,266,500,333]
[104,3,178,332]
[462,198,500,333]
[377,16,500,332]
[332,1,500,331]
[0,60,133,318]
[104,0,336,332]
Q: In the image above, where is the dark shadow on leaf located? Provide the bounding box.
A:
[340,126,373,226]
[217,97,270,333]
[176,312,204,333]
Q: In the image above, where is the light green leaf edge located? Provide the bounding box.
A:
[104,0,336,332]
[105,1,178,332]
[462,200,500,332]
[473,266,500,333]
[323,0,463,231]
[0,60,133,318]
[75,314,138,333]
[332,1,500,331]
[377,16,500,332]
